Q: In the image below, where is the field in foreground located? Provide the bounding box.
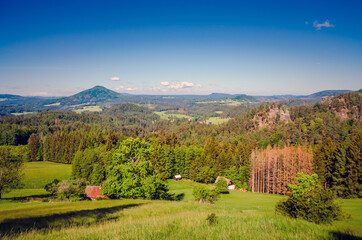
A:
[0,162,361,239]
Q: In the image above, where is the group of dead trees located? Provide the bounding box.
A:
[250,145,313,195]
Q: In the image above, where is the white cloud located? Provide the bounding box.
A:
[147,86,166,92]
[110,77,120,81]
[313,20,334,30]
[147,81,202,93]
[115,85,125,90]
[166,81,195,89]
[115,85,137,91]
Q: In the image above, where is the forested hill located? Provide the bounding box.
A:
[102,103,160,126]
[0,94,26,101]
[231,94,258,102]
[59,86,124,105]
[307,89,351,98]
[0,90,361,198]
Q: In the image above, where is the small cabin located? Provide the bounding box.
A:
[173,175,182,181]
[85,186,105,200]
[215,176,235,190]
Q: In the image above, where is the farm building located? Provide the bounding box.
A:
[173,175,182,180]
[215,176,235,190]
[84,186,105,200]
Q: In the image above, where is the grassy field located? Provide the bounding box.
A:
[11,112,36,116]
[22,161,72,189]
[2,161,71,199]
[154,111,192,120]
[0,162,361,239]
[207,117,231,124]
[44,102,61,106]
[195,100,241,106]
[73,106,103,113]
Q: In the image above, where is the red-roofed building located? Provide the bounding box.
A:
[85,186,106,200]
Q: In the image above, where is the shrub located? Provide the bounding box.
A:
[45,179,87,200]
[193,185,220,203]
[215,178,229,194]
[275,172,346,224]
[57,181,77,200]
[206,213,218,225]
[102,160,174,200]
[44,179,60,195]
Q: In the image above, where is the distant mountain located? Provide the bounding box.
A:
[208,93,234,99]
[60,86,124,105]
[306,90,351,98]
[0,94,26,101]
[231,94,257,102]
[254,90,352,100]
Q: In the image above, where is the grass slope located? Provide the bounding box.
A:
[22,162,72,189]
[2,161,72,199]
[0,163,361,239]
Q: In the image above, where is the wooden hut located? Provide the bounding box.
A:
[215,176,235,190]
[173,175,182,181]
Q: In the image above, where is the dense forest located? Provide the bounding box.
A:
[1,91,361,198]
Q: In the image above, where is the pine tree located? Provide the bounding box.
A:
[313,138,335,188]
[105,132,118,151]
[28,133,40,162]
[331,143,347,197]
[345,131,362,198]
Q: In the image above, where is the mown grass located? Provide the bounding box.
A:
[207,117,231,124]
[11,112,36,116]
[154,111,192,120]
[43,102,61,106]
[2,161,71,200]
[1,195,361,239]
[22,161,72,189]
[73,106,102,113]
[1,163,361,239]
[195,100,240,106]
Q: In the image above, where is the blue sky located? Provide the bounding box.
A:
[0,0,361,96]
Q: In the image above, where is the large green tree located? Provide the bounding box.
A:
[0,147,24,199]
[102,160,172,200]
[102,138,172,200]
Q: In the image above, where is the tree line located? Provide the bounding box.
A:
[0,92,361,199]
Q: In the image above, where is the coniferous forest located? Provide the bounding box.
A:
[1,90,361,199]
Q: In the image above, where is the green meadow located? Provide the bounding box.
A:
[0,162,361,239]
[73,105,103,113]
[154,111,192,120]
[22,161,72,189]
[207,117,231,124]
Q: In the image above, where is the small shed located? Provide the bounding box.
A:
[173,175,182,181]
[215,176,235,190]
[85,186,104,200]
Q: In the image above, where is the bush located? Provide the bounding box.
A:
[275,172,346,224]
[102,160,174,200]
[206,213,218,225]
[193,185,220,203]
[45,178,87,200]
[215,178,229,194]
[44,179,60,195]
